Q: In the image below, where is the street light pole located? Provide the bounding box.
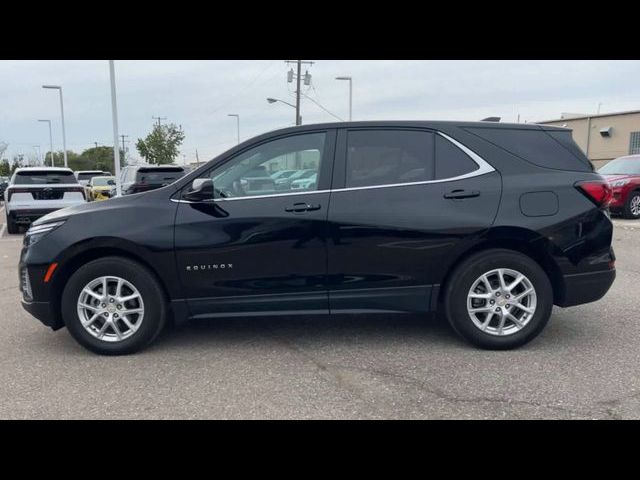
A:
[335,76,352,121]
[38,119,54,166]
[228,114,240,144]
[109,61,122,197]
[42,85,68,168]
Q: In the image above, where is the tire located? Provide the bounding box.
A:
[6,211,18,234]
[443,249,553,350]
[61,256,167,355]
[622,191,640,219]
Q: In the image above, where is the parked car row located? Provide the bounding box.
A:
[2,164,187,232]
[0,176,9,199]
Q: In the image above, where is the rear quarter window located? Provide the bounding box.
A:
[465,127,592,172]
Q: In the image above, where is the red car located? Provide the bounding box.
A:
[598,154,640,219]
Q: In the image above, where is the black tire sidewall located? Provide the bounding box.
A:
[62,257,166,355]
[6,211,18,234]
[445,249,553,350]
[624,191,640,219]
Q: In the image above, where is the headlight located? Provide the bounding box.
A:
[610,179,629,188]
[24,221,66,247]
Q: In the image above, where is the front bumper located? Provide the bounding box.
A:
[556,268,616,308]
[21,299,63,330]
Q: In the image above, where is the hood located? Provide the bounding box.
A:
[601,174,638,182]
[32,193,143,226]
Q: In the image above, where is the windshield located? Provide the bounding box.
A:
[298,170,315,179]
[137,169,185,183]
[14,171,78,185]
[272,170,296,179]
[92,177,115,186]
[598,157,640,175]
[78,172,104,180]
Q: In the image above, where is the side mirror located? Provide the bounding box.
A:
[183,178,214,202]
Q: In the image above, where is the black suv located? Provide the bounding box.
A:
[119,164,186,195]
[19,121,616,355]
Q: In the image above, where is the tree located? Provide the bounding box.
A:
[136,123,185,165]
[41,148,124,172]
[45,150,81,169]
[10,155,24,174]
[76,146,125,173]
[0,159,10,177]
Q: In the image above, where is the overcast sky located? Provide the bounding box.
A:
[1,60,639,164]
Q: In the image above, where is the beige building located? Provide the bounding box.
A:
[538,110,640,168]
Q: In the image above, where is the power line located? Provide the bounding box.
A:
[300,91,344,121]
[209,60,279,114]
[152,116,167,126]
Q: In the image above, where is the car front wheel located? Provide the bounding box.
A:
[444,249,553,350]
[623,191,640,219]
[61,256,167,355]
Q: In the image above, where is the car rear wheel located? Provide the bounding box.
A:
[5,212,18,234]
[623,191,640,219]
[61,256,167,355]
[444,249,553,350]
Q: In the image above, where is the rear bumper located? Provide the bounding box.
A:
[9,208,59,224]
[556,269,616,308]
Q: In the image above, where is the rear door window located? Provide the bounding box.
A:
[345,130,435,188]
[13,170,78,185]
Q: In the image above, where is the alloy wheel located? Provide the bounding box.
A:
[76,276,145,342]
[467,268,537,336]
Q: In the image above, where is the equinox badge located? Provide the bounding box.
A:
[186,264,233,271]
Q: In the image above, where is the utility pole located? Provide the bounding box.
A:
[152,116,167,127]
[195,149,200,167]
[94,142,99,148]
[285,60,314,126]
[109,61,123,197]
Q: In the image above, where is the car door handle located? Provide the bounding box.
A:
[443,189,480,199]
[285,202,321,213]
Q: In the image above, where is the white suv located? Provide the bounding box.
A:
[4,167,86,234]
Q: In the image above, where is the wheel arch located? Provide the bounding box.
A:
[436,226,564,310]
[49,240,174,326]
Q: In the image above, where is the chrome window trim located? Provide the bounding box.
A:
[171,189,331,204]
[172,131,494,203]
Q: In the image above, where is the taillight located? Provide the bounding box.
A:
[7,188,31,202]
[575,180,613,207]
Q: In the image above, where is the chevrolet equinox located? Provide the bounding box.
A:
[19,121,616,355]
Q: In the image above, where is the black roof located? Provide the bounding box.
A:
[133,165,185,171]
[261,120,567,133]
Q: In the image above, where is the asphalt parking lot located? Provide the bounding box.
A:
[1,206,640,419]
